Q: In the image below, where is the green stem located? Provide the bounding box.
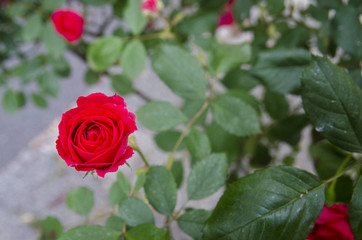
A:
[166,100,210,170]
[134,148,150,168]
[324,158,362,185]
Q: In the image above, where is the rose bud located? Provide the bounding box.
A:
[307,204,354,240]
[218,0,235,27]
[56,93,137,177]
[51,9,84,43]
[141,0,164,17]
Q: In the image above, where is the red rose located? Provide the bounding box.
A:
[51,9,84,43]
[141,0,163,16]
[307,204,354,240]
[56,93,137,177]
[218,0,235,27]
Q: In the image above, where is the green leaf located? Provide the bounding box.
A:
[252,49,311,93]
[117,171,131,194]
[151,44,207,100]
[171,160,184,188]
[210,43,251,73]
[144,166,177,215]
[42,0,66,11]
[177,209,211,240]
[109,182,128,207]
[233,0,251,22]
[183,99,208,125]
[301,56,362,153]
[186,128,211,164]
[32,93,48,108]
[222,69,259,91]
[37,216,63,240]
[224,89,260,114]
[203,166,326,240]
[349,177,362,240]
[266,0,284,15]
[10,56,43,83]
[81,0,116,5]
[87,36,123,72]
[334,6,362,60]
[2,88,23,113]
[249,143,272,168]
[134,172,146,193]
[111,74,133,95]
[263,90,289,120]
[50,57,70,78]
[119,197,154,227]
[121,40,147,79]
[84,70,99,85]
[41,22,66,59]
[105,215,125,232]
[37,71,59,98]
[66,186,94,216]
[176,12,218,37]
[58,225,118,240]
[125,223,171,240]
[124,0,147,35]
[136,101,187,131]
[211,95,260,137]
[155,130,186,152]
[22,13,42,42]
[187,153,228,200]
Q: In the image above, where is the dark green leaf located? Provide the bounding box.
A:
[175,11,217,37]
[186,128,211,164]
[111,74,133,95]
[210,43,251,74]
[266,0,284,15]
[144,166,177,215]
[155,130,186,152]
[37,71,59,98]
[84,70,99,85]
[81,0,116,5]
[177,209,211,240]
[151,44,207,100]
[105,215,124,232]
[171,160,183,188]
[119,197,154,227]
[211,95,260,137]
[136,101,187,131]
[32,93,48,108]
[125,223,171,240]
[233,0,251,22]
[349,177,362,240]
[301,56,362,153]
[41,23,66,59]
[37,216,63,240]
[124,0,147,35]
[263,90,289,120]
[50,57,70,78]
[252,49,311,93]
[121,40,147,79]
[66,186,94,216]
[22,13,42,42]
[187,153,228,200]
[58,225,118,240]
[87,37,123,72]
[249,143,272,168]
[203,166,326,240]
[42,0,66,11]
[222,69,259,91]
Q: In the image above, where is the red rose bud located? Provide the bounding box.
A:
[141,0,163,17]
[218,0,235,26]
[56,93,137,177]
[307,204,354,240]
[51,9,84,43]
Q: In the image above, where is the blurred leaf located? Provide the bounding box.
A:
[210,43,251,74]
[144,166,177,215]
[233,0,251,22]
[41,23,66,59]
[58,225,118,240]
[125,223,171,240]
[177,209,211,240]
[37,216,63,240]
[32,93,48,108]
[10,56,43,84]
[224,89,260,114]
[50,57,70,78]
[111,74,133,95]
[301,56,362,153]
[113,1,127,18]
[84,69,99,85]
[81,0,116,5]
[263,90,289,120]
[175,11,218,37]
[249,143,272,168]
[203,166,326,240]
[134,172,146,193]
[303,5,329,22]
[22,13,42,42]
[186,128,211,164]
[87,36,123,72]
[334,175,353,203]
[109,182,127,207]
[105,215,124,232]
[222,69,259,91]
[187,153,228,200]
[37,71,59,98]
[119,197,154,227]
[211,95,260,137]
[137,101,187,131]
[183,99,208,125]
[350,69,362,90]
[2,88,23,113]
[42,0,66,11]
[121,40,146,79]
[124,0,147,35]
[171,160,183,188]
[151,44,207,100]
[252,49,311,93]
[266,0,284,15]
[349,177,362,240]
[155,130,186,152]
[199,0,228,9]
[66,186,94,216]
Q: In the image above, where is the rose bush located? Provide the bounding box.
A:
[308,204,354,240]
[51,9,84,43]
[56,93,137,177]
